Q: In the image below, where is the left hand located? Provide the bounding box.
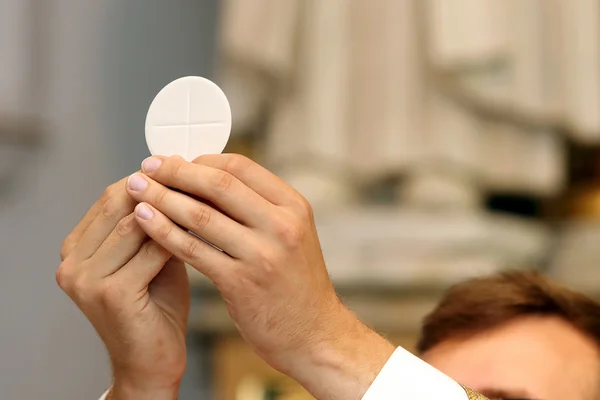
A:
[125,154,395,400]
[57,176,190,400]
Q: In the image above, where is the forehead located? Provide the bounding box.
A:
[422,316,600,400]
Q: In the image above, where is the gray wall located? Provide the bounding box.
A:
[0,1,218,398]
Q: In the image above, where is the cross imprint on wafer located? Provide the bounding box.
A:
[145,76,231,161]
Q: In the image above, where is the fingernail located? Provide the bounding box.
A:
[128,174,148,191]
[142,157,162,173]
[135,203,154,220]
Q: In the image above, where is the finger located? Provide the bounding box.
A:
[126,173,255,258]
[90,213,148,277]
[115,240,173,290]
[146,258,190,330]
[139,156,275,228]
[192,154,299,206]
[71,178,138,260]
[133,202,235,282]
[61,177,129,260]
[61,202,102,260]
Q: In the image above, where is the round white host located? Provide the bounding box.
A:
[145,76,232,161]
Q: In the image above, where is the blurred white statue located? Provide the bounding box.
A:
[217,0,599,209]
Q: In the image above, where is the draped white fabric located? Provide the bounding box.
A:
[218,0,599,207]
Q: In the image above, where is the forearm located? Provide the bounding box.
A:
[104,380,179,400]
[290,326,484,400]
[284,307,396,400]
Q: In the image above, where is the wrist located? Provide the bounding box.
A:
[107,377,180,400]
[288,306,396,400]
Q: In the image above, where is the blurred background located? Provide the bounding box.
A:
[1,0,599,399]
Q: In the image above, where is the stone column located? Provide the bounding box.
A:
[559,0,600,142]
[264,0,354,208]
[347,0,424,180]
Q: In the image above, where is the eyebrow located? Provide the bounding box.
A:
[478,387,538,400]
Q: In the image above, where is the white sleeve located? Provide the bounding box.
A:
[361,347,471,400]
[97,349,477,400]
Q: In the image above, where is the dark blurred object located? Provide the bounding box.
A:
[485,194,542,219]
[564,141,600,219]
[567,139,600,187]
[0,0,46,197]
[0,112,44,197]
[0,112,44,148]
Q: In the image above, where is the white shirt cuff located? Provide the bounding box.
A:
[99,349,479,400]
[98,389,110,400]
[362,347,469,399]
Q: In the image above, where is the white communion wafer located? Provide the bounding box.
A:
[145,76,232,161]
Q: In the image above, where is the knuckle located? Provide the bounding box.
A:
[55,259,75,291]
[141,241,163,259]
[114,215,137,238]
[181,238,202,260]
[254,250,275,270]
[223,154,252,174]
[97,281,126,309]
[156,223,173,241]
[251,248,281,280]
[214,171,234,192]
[101,183,119,203]
[294,196,314,220]
[190,207,211,231]
[99,181,129,219]
[100,197,120,219]
[153,187,169,208]
[274,215,304,248]
[169,158,184,181]
[191,154,206,165]
[70,273,92,303]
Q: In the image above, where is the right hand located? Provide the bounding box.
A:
[56,177,190,400]
[126,155,396,400]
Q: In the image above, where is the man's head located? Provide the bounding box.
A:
[418,271,600,400]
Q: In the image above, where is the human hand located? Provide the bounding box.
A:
[126,154,396,400]
[57,177,190,400]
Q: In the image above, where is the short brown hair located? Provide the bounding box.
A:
[417,270,600,354]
